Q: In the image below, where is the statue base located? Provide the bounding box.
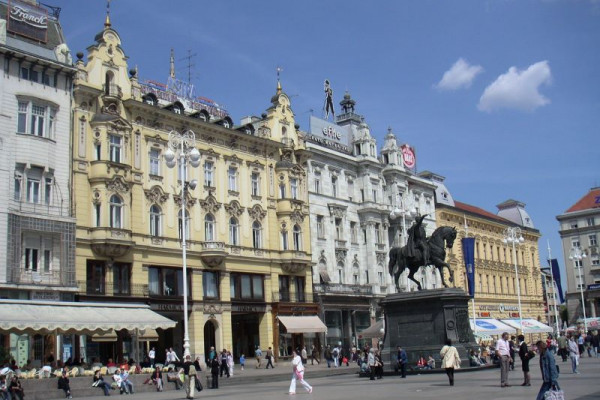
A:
[381,288,479,369]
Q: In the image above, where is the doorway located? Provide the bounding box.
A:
[204,320,216,360]
[231,314,259,359]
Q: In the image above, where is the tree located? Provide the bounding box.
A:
[559,305,569,327]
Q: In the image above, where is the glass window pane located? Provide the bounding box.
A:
[241,275,251,298]
[253,275,263,299]
[149,268,159,295]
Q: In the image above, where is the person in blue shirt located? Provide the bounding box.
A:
[536,340,560,400]
[397,345,408,378]
[239,354,245,371]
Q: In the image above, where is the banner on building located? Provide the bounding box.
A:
[401,144,416,170]
[549,258,565,304]
[7,0,48,42]
[461,237,475,298]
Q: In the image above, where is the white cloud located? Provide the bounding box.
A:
[478,61,552,112]
[436,58,484,90]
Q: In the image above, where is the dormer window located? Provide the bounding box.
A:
[143,94,157,106]
[222,120,230,128]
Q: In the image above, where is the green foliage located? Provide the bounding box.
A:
[559,305,569,325]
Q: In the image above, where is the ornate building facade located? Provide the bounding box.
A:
[423,172,546,326]
[304,94,437,349]
[71,16,315,362]
[0,1,76,366]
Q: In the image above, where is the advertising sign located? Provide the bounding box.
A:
[7,0,48,42]
[401,144,416,169]
[307,116,352,154]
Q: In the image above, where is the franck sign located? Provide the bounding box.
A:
[7,0,48,42]
[307,116,352,154]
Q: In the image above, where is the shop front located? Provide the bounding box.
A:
[231,303,266,359]
[272,303,321,360]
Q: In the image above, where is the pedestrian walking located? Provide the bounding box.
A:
[368,348,377,380]
[265,347,275,369]
[240,354,245,370]
[517,334,534,386]
[568,335,580,373]
[396,345,407,378]
[255,346,262,369]
[535,340,560,400]
[288,350,312,395]
[332,346,340,367]
[219,349,230,377]
[210,358,220,389]
[577,334,585,357]
[324,346,332,368]
[311,345,320,365]
[557,334,568,362]
[440,339,461,386]
[183,355,196,399]
[148,347,156,368]
[301,346,308,365]
[495,331,512,387]
[592,331,600,357]
[374,350,384,379]
[227,351,234,377]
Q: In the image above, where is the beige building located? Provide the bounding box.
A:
[421,172,546,331]
[71,16,316,363]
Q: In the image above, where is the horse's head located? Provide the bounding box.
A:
[445,227,458,248]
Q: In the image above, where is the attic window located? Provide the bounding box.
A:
[222,120,230,128]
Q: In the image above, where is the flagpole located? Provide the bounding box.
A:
[465,215,477,337]
[547,241,561,335]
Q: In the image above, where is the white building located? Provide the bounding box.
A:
[303,93,436,349]
[0,0,76,365]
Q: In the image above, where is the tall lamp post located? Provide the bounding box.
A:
[503,227,524,332]
[569,246,588,333]
[164,130,200,359]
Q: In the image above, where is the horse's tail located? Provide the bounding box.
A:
[388,248,397,276]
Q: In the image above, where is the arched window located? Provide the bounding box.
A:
[252,221,262,249]
[205,214,215,241]
[353,262,360,284]
[109,195,122,228]
[105,71,114,95]
[150,205,161,237]
[293,224,302,251]
[178,209,190,240]
[337,262,345,284]
[229,217,239,245]
[281,230,288,251]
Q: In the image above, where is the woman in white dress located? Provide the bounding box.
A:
[289,350,312,395]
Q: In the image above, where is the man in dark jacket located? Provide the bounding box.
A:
[397,346,408,378]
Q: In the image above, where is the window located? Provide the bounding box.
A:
[14,171,22,201]
[229,217,239,245]
[113,263,131,295]
[203,271,219,299]
[26,178,40,203]
[360,189,365,202]
[86,260,105,294]
[150,205,161,237]
[279,183,286,199]
[148,267,190,297]
[230,273,264,300]
[290,178,298,199]
[348,180,354,201]
[204,161,214,187]
[295,276,305,302]
[293,225,302,251]
[572,238,581,248]
[228,167,238,191]
[24,248,39,271]
[332,177,338,197]
[95,203,101,227]
[589,234,597,247]
[44,178,52,205]
[205,214,215,241]
[251,172,260,196]
[372,189,377,202]
[109,135,122,163]
[375,223,382,244]
[335,218,343,240]
[587,217,595,227]
[574,259,583,268]
[281,230,289,250]
[570,221,578,229]
[109,195,123,228]
[279,275,290,301]
[95,143,102,160]
[363,228,367,244]
[365,270,369,284]
[350,222,358,243]
[338,262,345,283]
[252,221,262,248]
[355,144,361,155]
[314,176,321,194]
[591,257,600,266]
[21,66,39,82]
[378,271,384,285]
[317,216,325,238]
[149,149,160,175]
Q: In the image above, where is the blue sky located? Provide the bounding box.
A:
[52,0,599,286]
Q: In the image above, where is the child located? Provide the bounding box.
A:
[240,354,245,370]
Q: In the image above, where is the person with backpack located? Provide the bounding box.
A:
[332,346,340,368]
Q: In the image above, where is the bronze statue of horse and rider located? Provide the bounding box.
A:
[388,215,457,291]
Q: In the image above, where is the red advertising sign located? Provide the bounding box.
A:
[7,0,48,43]
[401,144,416,169]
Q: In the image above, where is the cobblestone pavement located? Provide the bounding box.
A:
[70,356,600,400]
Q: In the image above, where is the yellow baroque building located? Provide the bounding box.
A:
[71,19,315,363]
[421,173,546,336]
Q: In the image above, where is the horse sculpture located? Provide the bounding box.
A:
[388,226,458,291]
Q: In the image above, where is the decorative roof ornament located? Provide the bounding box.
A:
[104,0,112,29]
[276,66,283,95]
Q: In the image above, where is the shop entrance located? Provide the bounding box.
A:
[203,320,216,359]
[231,313,259,359]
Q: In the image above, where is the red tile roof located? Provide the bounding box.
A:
[453,201,510,223]
[565,188,600,213]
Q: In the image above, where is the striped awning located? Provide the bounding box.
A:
[0,299,176,334]
[278,316,327,333]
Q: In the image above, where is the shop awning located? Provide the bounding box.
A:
[278,316,327,333]
[0,299,176,334]
[501,319,553,334]
[470,318,516,335]
[358,320,384,339]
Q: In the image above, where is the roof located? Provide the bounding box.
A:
[565,187,600,213]
[453,201,510,223]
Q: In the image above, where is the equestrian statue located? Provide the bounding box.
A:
[388,215,457,291]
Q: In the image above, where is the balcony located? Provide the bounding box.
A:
[272,291,312,303]
[200,241,227,267]
[12,269,75,287]
[334,240,347,249]
[313,283,373,296]
[77,280,149,297]
[103,83,123,99]
[89,227,134,258]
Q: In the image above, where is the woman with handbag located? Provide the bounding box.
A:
[440,338,461,386]
[536,340,561,400]
[288,350,312,395]
[518,334,534,386]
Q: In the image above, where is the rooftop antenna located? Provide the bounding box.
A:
[276,66,283,93]
[179,50,197,85]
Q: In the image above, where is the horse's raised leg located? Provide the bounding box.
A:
[407,269,421,291]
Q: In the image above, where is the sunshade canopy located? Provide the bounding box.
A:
[470,318,516,335]
[501,319,553,334]
[278,316,327,333]
[358,320,384,339]
[0,299,176,334]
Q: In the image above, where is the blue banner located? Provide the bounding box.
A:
[461,238,475,298]
[549,259,565,304]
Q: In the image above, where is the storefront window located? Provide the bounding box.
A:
[325,310,343,347]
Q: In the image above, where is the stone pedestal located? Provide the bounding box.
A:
[381,288,478,369]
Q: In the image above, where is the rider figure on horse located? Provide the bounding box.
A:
[406,214,429,267]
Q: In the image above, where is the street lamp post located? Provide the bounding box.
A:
[164,130,200,359]
[569,246,588,333]
[503,227,524,332]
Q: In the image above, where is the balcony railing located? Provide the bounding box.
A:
[201,241,225,250]
[103,83,122,98]
[272,291,311,303]
[12,269,75,287]
[77,281,149,297]
[313,283,373,295]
